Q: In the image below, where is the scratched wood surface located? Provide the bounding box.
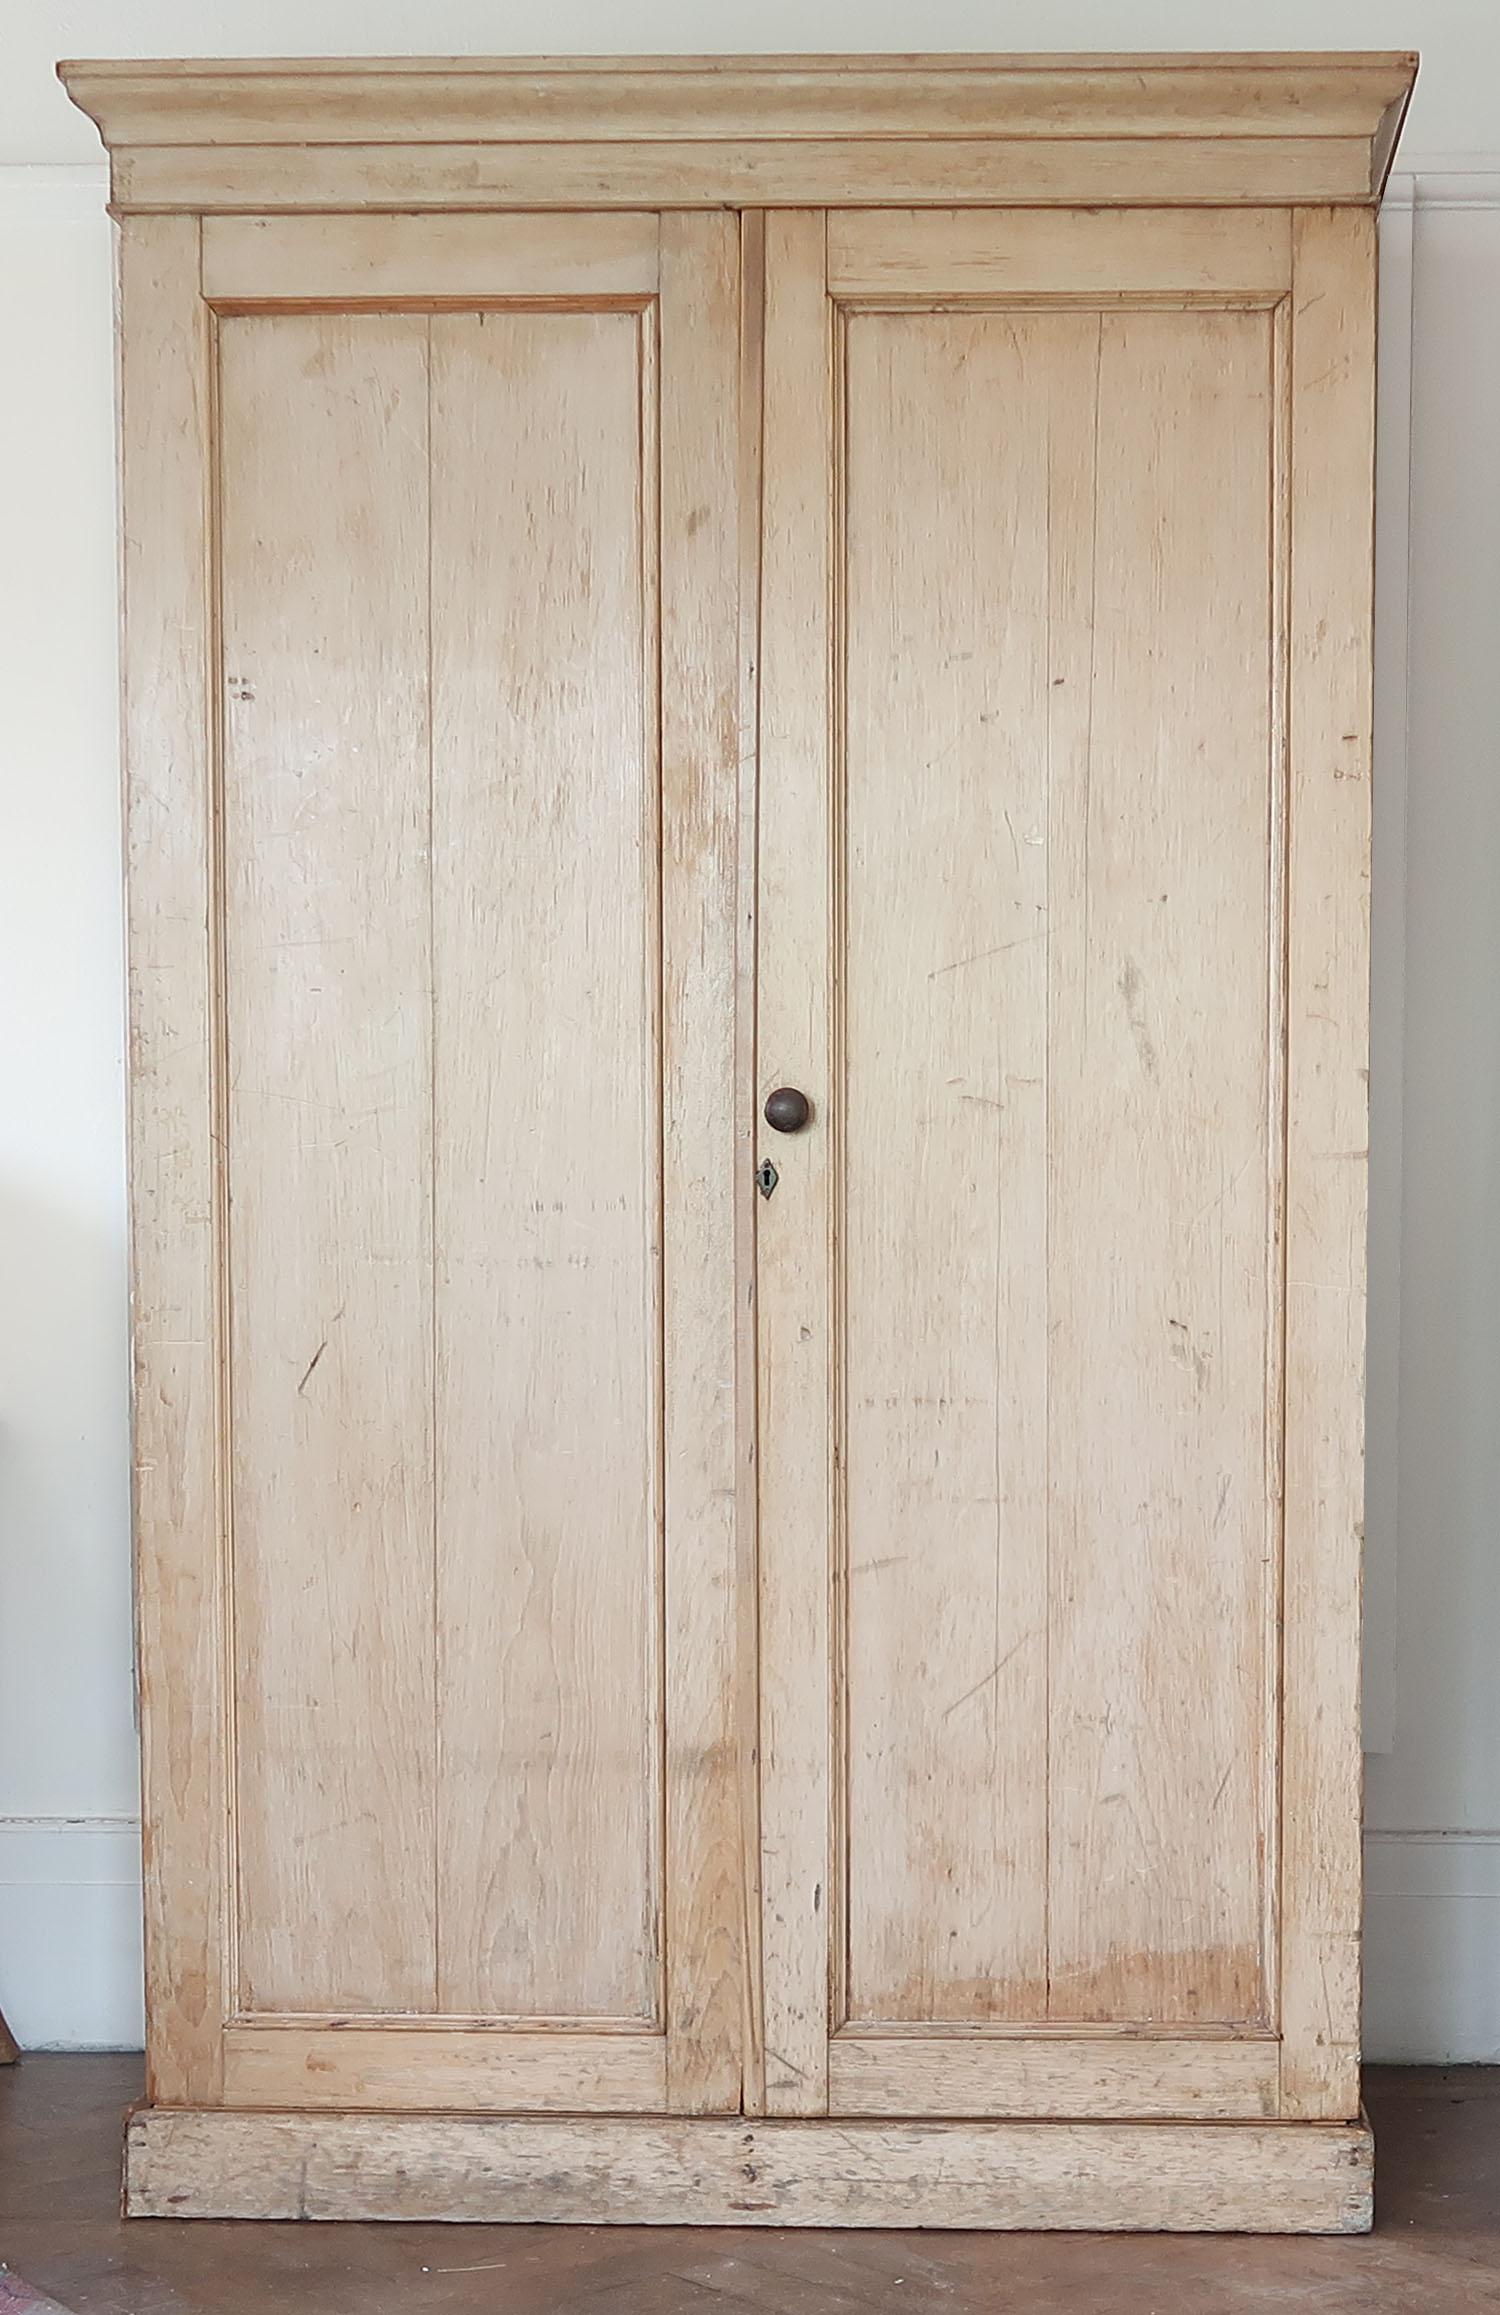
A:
[429,306,661,2024]
[116,215,229,2106]
[62,52,1419,154]
[63,53,1416,218]
[836,297,1277,2035]
[840,308,1060,2024]
[827,2031,1279,2119]
[219,312,439,2014]
[93,68,1390,2202]
[656,212,748,2114]
[755,210,835,2116]
[1278,206,1377,2122]
[201,216,743,2110]
[122,2104,1374,2230]
[221,2023,668,2112]
[201,209,661,302]
[1043,306,1277,2026]
[748,205,1312,2126]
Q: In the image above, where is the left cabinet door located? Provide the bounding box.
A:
[122,211,746,2117]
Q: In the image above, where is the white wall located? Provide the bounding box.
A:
[1,2,1498,2058]
[0,164,141,2047]
[1363,182,1500,2061]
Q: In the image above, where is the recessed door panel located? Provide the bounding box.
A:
[839,303,1276,2033]
[222,303,660,2030]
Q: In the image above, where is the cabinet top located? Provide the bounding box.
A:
[58,51,1418,216]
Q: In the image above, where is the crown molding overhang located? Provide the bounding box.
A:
[57,51,1418,216]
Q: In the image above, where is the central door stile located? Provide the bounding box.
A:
[659,210,751,2115]
[756,209,836,2118]
[735,206,769,2123]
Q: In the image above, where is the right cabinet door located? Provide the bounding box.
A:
[753,206,1374,2124]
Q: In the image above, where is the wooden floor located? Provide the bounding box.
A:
[2,2059,1498,2312]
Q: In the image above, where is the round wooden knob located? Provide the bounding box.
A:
[764,1086,811,1134]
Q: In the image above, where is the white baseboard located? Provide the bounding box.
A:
[1364,1831,1500,2063]
[0,1816,143,2051]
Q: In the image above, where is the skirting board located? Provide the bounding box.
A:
[125,2107,1374,2233]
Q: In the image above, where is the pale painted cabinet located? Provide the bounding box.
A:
[63,51,1415,2231]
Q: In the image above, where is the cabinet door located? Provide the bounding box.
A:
[755,208,1372,2122]
[124,211,746,2115]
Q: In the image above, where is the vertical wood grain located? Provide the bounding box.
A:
[118,214,228,2102]
[1361,187,1415,1759]
[1278,206,1376,2120]
[756,210,834,2113]
[658,211,746,2108]
[219,313,437,2013]
[430,308,661,2022]
[1045,310,1277,2025]
[833,298,1278,2033]
[735,207,769,2120]
[839,311,1056,2023]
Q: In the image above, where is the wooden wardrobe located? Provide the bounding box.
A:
[63,51,1415,2232]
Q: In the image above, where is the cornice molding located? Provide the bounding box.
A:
[57,51,1418,216]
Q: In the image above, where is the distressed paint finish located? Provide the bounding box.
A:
[219,311,438,2015]
[430,305,662,2025]
[1277,206,1378,2122]
[122,2105,1375,2231]
[840,307,1058,2024]
[657,210,749,2115]
[1044,307,1278,2026]
[62,53,1417,217]
[117,212,745,2117]
[836,300,1278,2033]
[117,213,228,2106]
[755,210,835,2115]
[78,50,1398,2225]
